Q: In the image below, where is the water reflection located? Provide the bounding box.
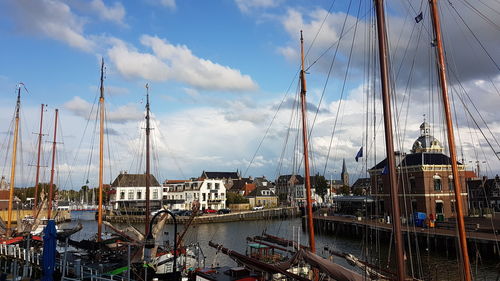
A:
[61,218,498,280]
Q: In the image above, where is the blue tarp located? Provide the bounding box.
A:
[42,220,57,281]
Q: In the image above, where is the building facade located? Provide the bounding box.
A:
[163,178,226,211]
[369,122,471,221]
[109,172,163,211]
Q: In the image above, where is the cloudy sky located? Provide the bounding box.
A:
[0,0,498,189]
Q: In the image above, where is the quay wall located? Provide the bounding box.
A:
[0,210,70,225]
[311,214,500,259]
[104,206,299,224]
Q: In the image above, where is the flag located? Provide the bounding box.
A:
[415,12,423,23]
[381,165,389,175]
[355,147,363,162]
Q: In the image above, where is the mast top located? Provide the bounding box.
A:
[100,58,105,99]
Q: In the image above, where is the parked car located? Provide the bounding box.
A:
[203,209,217,214]
[217,208,231,214]
[252,205,264,210]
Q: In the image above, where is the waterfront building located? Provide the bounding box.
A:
[275,174,305,203]
[200,170,240,190]
[369,121,473,221]
[227,177,255,196]
[0,176,9,209]
[109,172,163,211]
[467,175,500,214]
[245,185,278,208]
[163,178,226,211]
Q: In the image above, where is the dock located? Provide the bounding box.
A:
[104,207,299,224]
[0,210,70,225]
[312,213,500,258]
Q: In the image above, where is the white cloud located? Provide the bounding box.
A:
[107,35,258,92]
[89,0,126,26]
[107,38,170,81]
[160,0,176,10]
[8,0,95,52]
[235,0,281,13]
[63,96,143,124]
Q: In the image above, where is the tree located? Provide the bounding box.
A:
[312,173,329,201]
[353,187,364,196]
[226,192,249,204]
[338,185,351,195]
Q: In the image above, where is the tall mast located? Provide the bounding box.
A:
[7,84,22,234]
[429,0,471,279]
[373,1,406,280]
[299,31,316,253]
[145,83,151,236]
[33,104,46,214]
[47,109,59,219]
[97,58,105,242]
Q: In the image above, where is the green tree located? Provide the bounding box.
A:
[226,192,249,204]
[312,173,329,201]
[338,185,351,195]
[353,187,364,196]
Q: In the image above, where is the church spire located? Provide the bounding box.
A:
[341,158,349,186]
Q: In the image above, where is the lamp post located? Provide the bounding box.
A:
[144,209,179,280]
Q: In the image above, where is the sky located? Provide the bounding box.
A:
[0,0,499,189]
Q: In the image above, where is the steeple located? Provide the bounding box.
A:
[341,158,349,186]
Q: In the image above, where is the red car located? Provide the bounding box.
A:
[203,209,217,214]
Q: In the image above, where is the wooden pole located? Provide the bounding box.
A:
[299,31,316,253]
[374,1,406,280]
[33,104,45,214]
[429,1,471,280]
[47,109,59,219]
[7,86,21,234]
[97,58,105,242]
[145,83,151,236]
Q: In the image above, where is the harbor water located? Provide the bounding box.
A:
[60,217,499,280]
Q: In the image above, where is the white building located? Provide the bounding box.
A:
[110,172,163,210]
[163,179,226,211]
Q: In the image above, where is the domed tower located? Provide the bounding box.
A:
[411,121,443,153]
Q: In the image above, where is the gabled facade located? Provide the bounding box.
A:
[109,172,163,210]
[163,178,226,211]
[468,175,500,213]
[246,186,278,208]
[201,170,240,191]
[275,174,305,202]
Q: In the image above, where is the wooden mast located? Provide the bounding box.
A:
[299,31,316,253]
[429,1,472,280]
[97,58,105,242]
[145,83,151,236]
[33,104,45,214]
[7,84,22,234]
[373,1,406,280]
[47,109,59,219]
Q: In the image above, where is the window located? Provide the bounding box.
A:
[202,193,206,201]
[436,201,444,214]
[221,193,224,198]
[448,176,454,191]
[215,183,220,189]
[433,175,442,191]
[451,201,455,213]
[137,191,142,200]
[120,192,125,200]
[153,190,158,200]
[128,191,134,200]
[409,178,416,193]
[207,183,212,189]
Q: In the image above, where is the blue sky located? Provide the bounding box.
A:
[0,0,499,189]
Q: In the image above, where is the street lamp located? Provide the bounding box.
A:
[144,209,179,280]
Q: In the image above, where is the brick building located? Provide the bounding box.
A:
[369,121,472,221]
